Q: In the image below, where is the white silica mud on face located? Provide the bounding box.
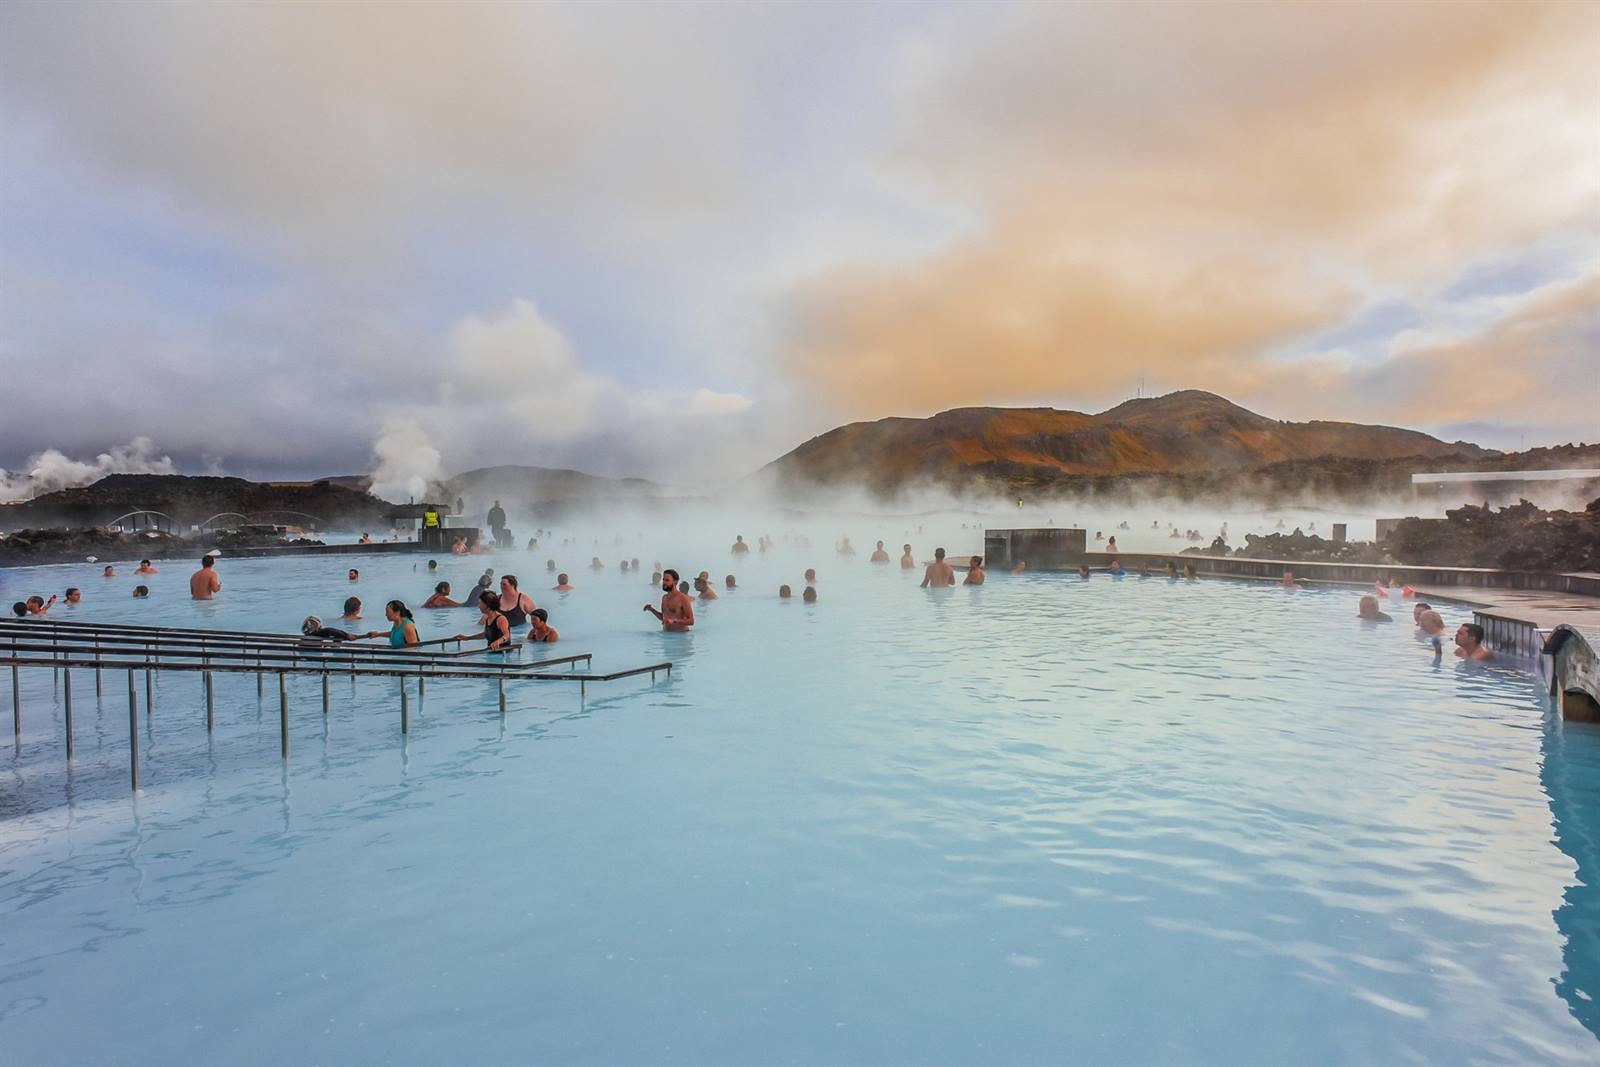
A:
[1,527,1597,1066]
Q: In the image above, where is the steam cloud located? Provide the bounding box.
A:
[0,437,178,501]
[369,421,443,503]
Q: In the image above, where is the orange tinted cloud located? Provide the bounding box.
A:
[779,0,1599,424]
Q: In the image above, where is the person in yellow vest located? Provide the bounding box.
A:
[423,506,440,529]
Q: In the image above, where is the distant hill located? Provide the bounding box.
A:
[434,464,675,516]
[0,474,394,531]
[759,391,1495,496]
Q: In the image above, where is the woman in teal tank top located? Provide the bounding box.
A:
[370,600,419,646]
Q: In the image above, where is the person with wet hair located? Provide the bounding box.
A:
[802,586,818,603]
[694,575,719,601]
[724,574,737,590]
[102,565,116,578]
[900,544,915,570]
[1358,595,1393,622]
[963,556,985,585]
[132,585,149,598]
[1454,622,1494,661]
[553,573,573,592]
[778,584,792,599]
[190,555,221,600]
[135,559,158,575]
[1077,564,1091,579]
[870,541,891,563]
[64,587,82,604]
[921,548,954,588]
[372,600,419,646]
[529,608,559,643]
[645,569,694,631]
[456,591,512,651]
[11,602,27,618]
[342,596,363,621]
[25,594,55,615]
[422,581,462,608]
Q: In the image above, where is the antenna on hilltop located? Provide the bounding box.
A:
[1137,377,1144,399]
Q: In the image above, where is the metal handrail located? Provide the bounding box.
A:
[2,617,503,657]
[0,630,531,663]
[7,627,668,793]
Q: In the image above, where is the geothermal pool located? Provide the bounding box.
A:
[1,537,1597,1065]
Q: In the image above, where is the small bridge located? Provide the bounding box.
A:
[104,510,180,534]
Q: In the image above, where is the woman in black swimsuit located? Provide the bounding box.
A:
[457,591,513,651]
[498,575,534,627]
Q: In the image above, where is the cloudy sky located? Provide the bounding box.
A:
[1,0,1596,494]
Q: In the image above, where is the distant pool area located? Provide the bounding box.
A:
[2,540,1597,1065]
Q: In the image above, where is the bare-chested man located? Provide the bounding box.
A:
[921,547,955,588]
[900,544,915,570]
[189,555,221,600]
[1454,623,1494,661]
[644,568,695,631]
[963,556,985,585]
[870,541,891,564]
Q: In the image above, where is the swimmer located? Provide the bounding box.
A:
[805,568,818,584]
[455,591,512,651]
[590,557,604,571]
[553,573,573,592]
[1011,560,1027,574]
[1454,623,1494,661]
[348,568,360,582]
[135,559,158,575]
[870,541,891,564]
[102,565,116,578]
[359,532,373,545]
[1183,564,1197,580]
[547,559,557,572]
[1281,570,1298,588]
[900,544,915,570]
[529,607,559,643]
[64,587,81,604]
[1418,609,1446,637]
[342,596,362,621]
[650,570,661,585]
[631,558,640,572]
[644,569,695,631]
[921,548,955,588]
[964,556,985,585]
[694,575,719,600]
[10,602,25,618]
[1077,564,1091,579]
[725,574,737,590]
[189,555,221,600]
[428,559,439,571]
[301,615,356,641]
[1108,559,1124,576]
[620,560,631,574]
[422,581,462,608]
[132,585,149,598]
[802,586,818,603]
[26,594,56,615]
[1358,595,1393,622]
[732,535,750,554]
[499,576,535,625]
[1137,561,1150,577]
[1165,561,1178,578]
[837,537,855,556]
[778,584,792,599]
[1413,602,1433,625]
[371,600,419,646]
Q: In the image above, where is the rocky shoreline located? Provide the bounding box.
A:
[0,526,327,568]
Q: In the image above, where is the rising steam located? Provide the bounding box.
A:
[0,437,178,501]
[369,420,443,503]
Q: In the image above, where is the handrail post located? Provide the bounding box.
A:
[322,670,329,714]
[205,667,215,732]
[128,668,139,791]
[10,662,18,742]
[279,673,289,758]
[63,668,73,760]
[418,664,426,699]
[400,678,409,734]
[94,636,102,695]
[145,666,153,715]
[498,676,506,715]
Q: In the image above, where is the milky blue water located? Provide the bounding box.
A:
[2,542,1597,1065]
